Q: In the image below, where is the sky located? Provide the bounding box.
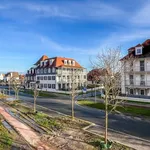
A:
[0,0,150,73]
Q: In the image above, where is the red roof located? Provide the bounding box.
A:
[35,56,83,68]
[142,39,150,46]
[34,55,48,65]
[121,39,150,61]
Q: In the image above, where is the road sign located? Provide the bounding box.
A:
[82,87,87,93]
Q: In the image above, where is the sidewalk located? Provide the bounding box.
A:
[88,125,150,150]
[22,101,150,150]
[0,106,56,150]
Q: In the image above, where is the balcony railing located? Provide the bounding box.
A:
[124,65,150,72]
[125,79,150,87]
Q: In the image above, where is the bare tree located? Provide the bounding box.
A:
[32,81,40,113]
[70,68,80,121]
[92,48,126,146]
[10,77,21,100]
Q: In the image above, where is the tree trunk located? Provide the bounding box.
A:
[72,95,74,121]
[95,82,96,103]
[105,97,108,145]
[16,91,19,100]
[34,95,36,113]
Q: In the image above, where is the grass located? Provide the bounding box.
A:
[33,112,61,130]
[0,117,13,150]
[126,100,150,105]
[20,89,58,98]
[78,100,150,117]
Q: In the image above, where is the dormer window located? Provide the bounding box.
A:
[40,61,43,66]
[64,60,67,65]
[68,60,71,65]
[72,60,75,66]
[49,59,54,65]
[44,60,47,66]
[135,47,142,55]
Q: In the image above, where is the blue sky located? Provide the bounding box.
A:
[0,0,150,73]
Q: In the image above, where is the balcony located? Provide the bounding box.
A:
[124,65,150,73]
[125,79,150,87]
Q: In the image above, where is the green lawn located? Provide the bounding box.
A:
[126,100,150,105]
[20,89,58,98]
[0,117,13,150]
[78,100,150,117]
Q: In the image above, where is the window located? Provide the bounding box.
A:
[48,76,51,80]
[44,84,47,88]
[48,84,51,88]
[140,60,145,71]
[52,76,55,80]
[141,89,145,95]
[37,76,40,80]
[129,75,133,85]
[140,75,145,86]
[41,76,43,80]
[37,69,40,74]
[84,75,86,79]
[40,84,43,89]
[48,68,51,73]
[44,76,47,80]
[130,89,133,95]
[52,84,55,89]
[52,67,55,73]
[64,60,67,65]
[41,68,43,74]
[44,68,47,73]
[135,47,142,55]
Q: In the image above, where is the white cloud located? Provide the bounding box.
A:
[0,1,126,22]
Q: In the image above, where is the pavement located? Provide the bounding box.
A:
[88,125,150,150]
[17,95,150,140]
[22,101,150,150]
[0,106,55,150]
[2,90,150,150]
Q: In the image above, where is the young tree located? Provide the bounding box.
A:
[10,77,21,100]
[93,48,125,146]
[70,68,80,121]
[32,81,40,113]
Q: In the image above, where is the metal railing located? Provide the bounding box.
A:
[125,79,150,87]
[124,65,150,72]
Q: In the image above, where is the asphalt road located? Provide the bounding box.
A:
[13,93,150,141]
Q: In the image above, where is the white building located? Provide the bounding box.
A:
[121,39,150,97]
[0,73,4,81]
[25,55,87,91]
[3,72,19,82]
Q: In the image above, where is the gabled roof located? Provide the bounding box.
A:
[52,57,83,68]
[142,39,150,46]
[121,39,150,61]
[34,55,48,65]
[35,56,83,68]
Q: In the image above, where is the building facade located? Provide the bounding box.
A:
[121,39,150,97]
[4,72,19,82]
[0,73,4,81]
[25,55,87,91]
